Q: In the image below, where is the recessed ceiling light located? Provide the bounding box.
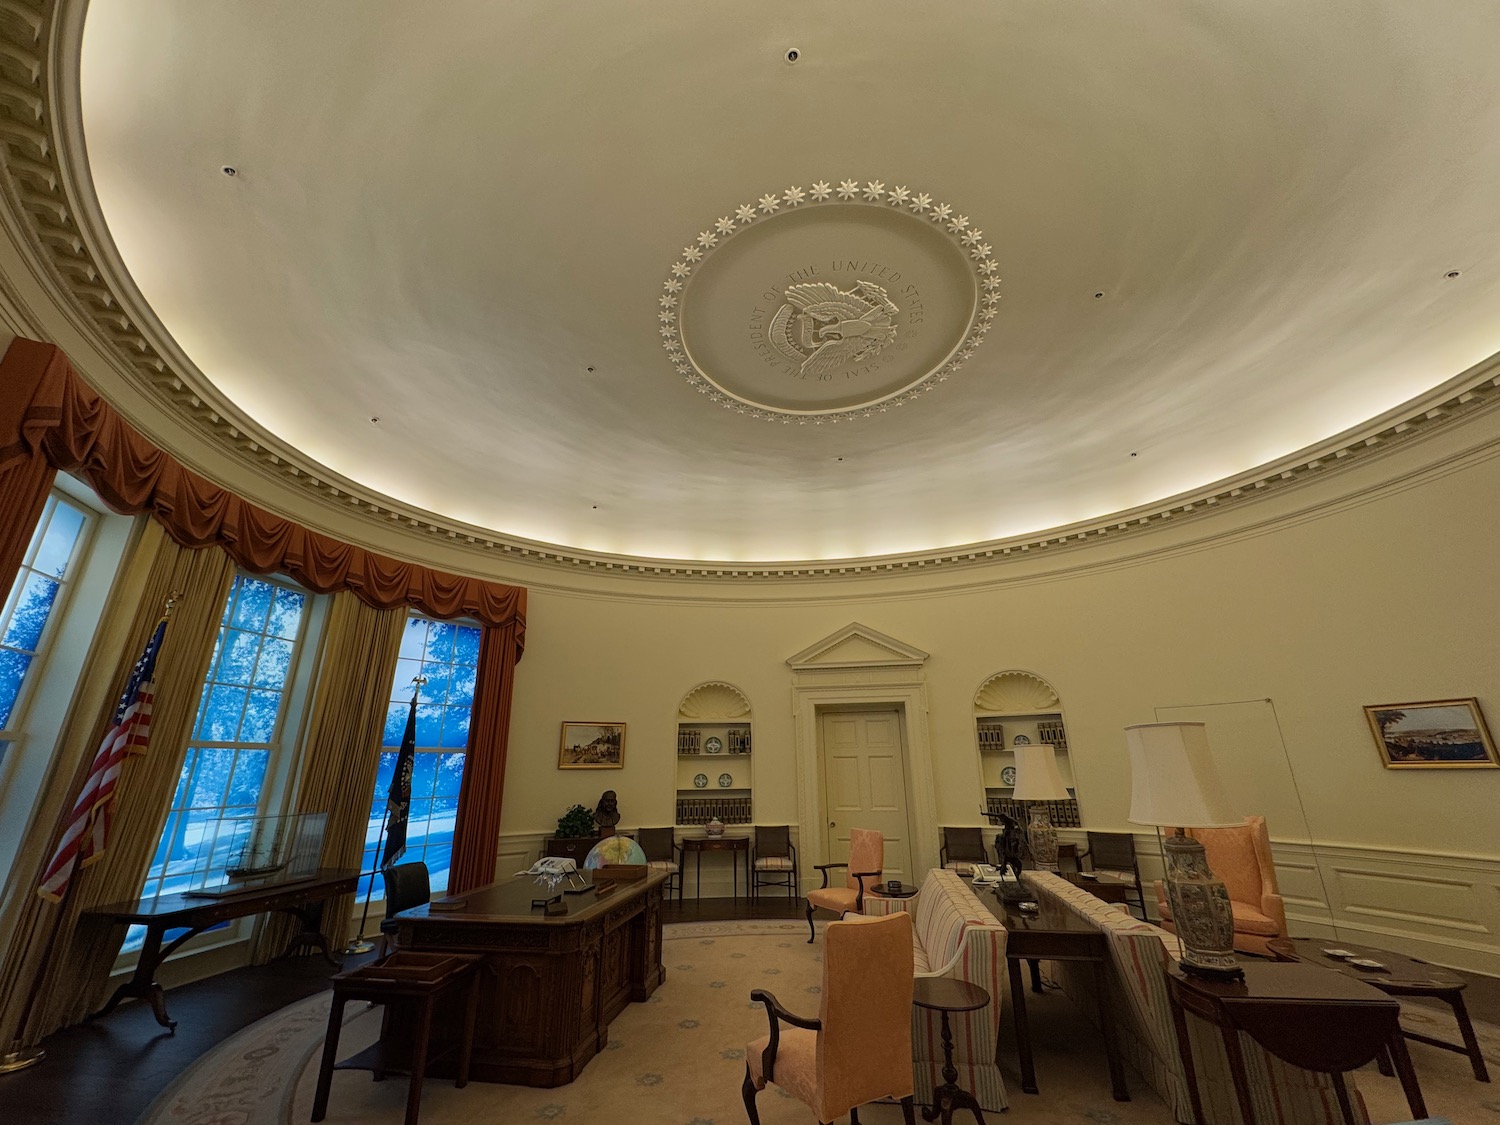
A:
[834,456,844,462]
[221,165,237,177]
[586,366,596,373]
[784,47,801,64]
[591,504,598,510]
[369,416,380,424]
[1093,291,1106,299]
[1129,451,1138,457]
[1444,270,1461,279]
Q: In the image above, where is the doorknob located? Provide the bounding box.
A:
[829,820,836,827]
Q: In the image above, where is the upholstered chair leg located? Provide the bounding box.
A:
[899,1094,917,1124]
[806,901,817,943]
[741,1064,761,1124]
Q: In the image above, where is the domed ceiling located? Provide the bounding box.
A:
[75,0,1500,563]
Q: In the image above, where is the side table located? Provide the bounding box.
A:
[1267,937,1490,1084]
[683,834,749,899]
[913,976,990,1124]
[312,951,482,1125]
[1166,961,1426,1125]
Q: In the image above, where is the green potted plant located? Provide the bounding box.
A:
[556,803,597,839]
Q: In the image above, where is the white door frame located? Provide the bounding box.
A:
[787,624,939,882]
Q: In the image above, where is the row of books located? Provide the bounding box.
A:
[675,796,752,825]
[1036,719,1068,751]
[676,727,753,754]
[984,795,1082,828]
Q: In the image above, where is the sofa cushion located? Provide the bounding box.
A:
[808,885,858,915]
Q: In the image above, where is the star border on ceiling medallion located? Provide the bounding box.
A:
[660,181,1001,423]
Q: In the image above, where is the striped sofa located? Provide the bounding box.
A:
[863,868,1008,1112]
[1023,871,1368,1125]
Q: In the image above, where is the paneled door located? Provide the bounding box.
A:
[819,709,914,885]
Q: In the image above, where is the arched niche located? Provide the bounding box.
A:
[973,669,1077,824]
[675,681,753,826]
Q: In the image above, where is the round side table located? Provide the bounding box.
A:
[912,976,990,1124]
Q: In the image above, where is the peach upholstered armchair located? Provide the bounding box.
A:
[1154,814,1288,956]
[805,827,883,943]
[744,911,918,1125]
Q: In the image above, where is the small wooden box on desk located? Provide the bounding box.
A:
[544,836,601,862]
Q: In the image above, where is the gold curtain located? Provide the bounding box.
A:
[10,524,234,1039]
[249,592,404,961]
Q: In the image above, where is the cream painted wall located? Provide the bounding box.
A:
[505,444,1500,860]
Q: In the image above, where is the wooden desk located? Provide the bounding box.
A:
[981,890,1129,1101]
[682,834,749,900]
[394,869,668,1087]
[1166,961,1425,1125]
[86,866,359,1031]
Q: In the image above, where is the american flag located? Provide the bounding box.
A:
[37,618,167,903]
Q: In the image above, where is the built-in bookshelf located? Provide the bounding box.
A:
[676,682,753,825]
[974,670,1080,823]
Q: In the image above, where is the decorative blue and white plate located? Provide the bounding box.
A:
[1001,765,1017,786]
[705,736,723,754]
[718,773,733,788]
[693,773,709,788]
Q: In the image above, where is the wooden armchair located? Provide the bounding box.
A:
[1154,814,1288,956]
[751,824,798,901]
[939,826,990,876]
[743,912,918,1125]
[805,827,883,943]
[633,827,682,901]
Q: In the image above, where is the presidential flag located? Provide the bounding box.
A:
[379,692,419,870]
[38,618,167,903]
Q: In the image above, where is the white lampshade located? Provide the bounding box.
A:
[1125,722,1241,828]
[1011,744,1071,801]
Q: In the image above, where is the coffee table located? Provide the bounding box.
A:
[1267,936,1490,1083]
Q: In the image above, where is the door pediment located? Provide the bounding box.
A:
[786,622,929,671]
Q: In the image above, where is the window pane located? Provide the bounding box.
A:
[34,503,86,579]
[410,754,439,801]
[231,579,273,631]
[372,751,398,799]
[434,752,465,798]
[448,664,475,709]
[383,703,410,747]
[239,688,282,742]
[188,748,236,809]
[0,649,31,728]
[3,574,60,651]
[415,703,441,747]
[267,587,305,639]
[419,661,450,705]
[197,683,247,741]
[398,618,426,661]
[393,658,423,700]
[215,629,260,686]
[453,626,480,667]
[425,621,456,664]
[252,637,294,688]
[226,750,270,806]
[439,705,470,749]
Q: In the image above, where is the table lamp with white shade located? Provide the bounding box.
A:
[1011,742,1072,871]
[1125,721,1244,980]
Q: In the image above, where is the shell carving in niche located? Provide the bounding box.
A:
[678,681,751,722]
[974,670,1060,713]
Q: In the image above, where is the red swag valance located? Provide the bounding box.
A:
[0,338,525,643]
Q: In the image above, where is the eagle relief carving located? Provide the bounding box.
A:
[768,280,898,378]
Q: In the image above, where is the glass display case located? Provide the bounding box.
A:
[182,810,327,897]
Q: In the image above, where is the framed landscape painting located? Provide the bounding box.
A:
[558,722,626,769]
[1364,698,1499,769]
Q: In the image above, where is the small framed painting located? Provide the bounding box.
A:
[1364,698,1498,769]
[558,722,626,769]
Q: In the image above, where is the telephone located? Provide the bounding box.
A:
[969,863,1002,885]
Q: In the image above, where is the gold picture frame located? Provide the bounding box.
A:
[1364,698,1498,769]
[558,722,626,769]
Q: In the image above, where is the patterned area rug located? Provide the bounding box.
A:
[138,921,1500,1125]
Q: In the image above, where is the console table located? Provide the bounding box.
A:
[1166,961,1425,1125]
[394,869,668,1086]
[682,834,749,900]
[86,866,359,1032]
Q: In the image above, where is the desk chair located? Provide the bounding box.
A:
[744,912,918,1125]
[1079,830,1147,917]
[939,826,990,876]
[751,825,798,901]
[377,862,431,961]
[806,828,883,943]
[635,827,683,901]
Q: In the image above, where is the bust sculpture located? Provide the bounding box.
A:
[594,789,621,836]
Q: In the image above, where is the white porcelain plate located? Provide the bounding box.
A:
[705,736,723,754]
[693,773,708,788]
[718,772,733,787]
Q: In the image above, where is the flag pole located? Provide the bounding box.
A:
[344,675,426,955]
[1,594,179,1076]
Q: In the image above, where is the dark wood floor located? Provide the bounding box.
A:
[5,895,1495,1125]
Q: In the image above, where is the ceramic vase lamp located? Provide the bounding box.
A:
[1125,721,1245,981]
[1010,744,1072,871]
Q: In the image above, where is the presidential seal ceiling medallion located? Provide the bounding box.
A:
[660,180,1000,421]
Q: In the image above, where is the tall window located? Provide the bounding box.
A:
[138,574,309,908]
[359,616,480,898]
[0,496,90,764]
